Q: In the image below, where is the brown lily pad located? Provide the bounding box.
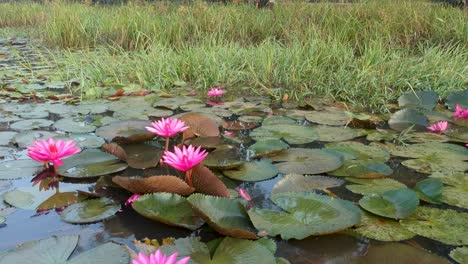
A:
[192,165,230,197]
[112,175,195,196]
[178,113,220,139]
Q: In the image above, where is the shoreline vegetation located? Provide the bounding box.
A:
[0,0,466,112]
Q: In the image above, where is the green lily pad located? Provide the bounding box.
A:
[187,193,257,239]
[120,143,161,169]
[314,125,365,142]
[12,130,58,148]
[401,156,468,174]
[325,141,390,162]
[0,160,43,180]
[53,133,105,149]
[272,174,344,196]
[429,172,467,188]
[10,119,54,131]
[366,129,397,142]
[359,243,449,264]
[95,120,155,143]
[329,160,393,178]
[359,189,419,219]
[388,142,467,159]
[262,116,297,126]
[405,132,449,143]
[53,117,96,133]
[271,148,343,175]
[446,90,468,110]
[0,235,130,264]
[388,108,428,132]
[203,147,244,170]
[0,216,4,225]
[250,124,318,145]
[398,91,439,111]
[60,197,120,224]
[0,132,17,146]
[132,193,204,230]
[248,192,361,240]
[247,139,289,158]
[304,109,350,126]
[441,187,468,209]
[58,149,128,178]
[400,206,468,245]
[450,247,468,264]
[414,178,443,204]
[223,159,278,182]
[346,178,407,195]
[354,211,415,241]
[153,97,201,110]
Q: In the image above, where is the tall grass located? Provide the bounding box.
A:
[0,1,466,111]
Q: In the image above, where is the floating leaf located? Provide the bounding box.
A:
[0,216,4,225]
[429,171,467,188]
[191,165,230,197]
[328,160,392,178]
[178,113,220,138]
[405,132,449,143]
[325,141,390,162]
[346,178,407,195]
[10,119,53,131]
[314,126,365,142]
[271,148,343,175]
[359,243,449,264]
[0,160,42,180]
[12,130,58,148]
[304,109,350,126]
[450,247,468,264]
[187,193,257,239]
[272,174,344,196]
[398,91,438,111]
[400,207,468,245]
[250,124,318,145]
[58,149,128,178]
[119,143,161,169]
[354,211,415,241]
[247,139,289,158]
[53,117,96,133]
[36,192,84,211]
[388,142,468,159]
[388,108,428,132]
[446,90,468,110]
[60,197,120,224]
[132,193,204,230]
[223,159,278,182]
[189,137,233,149]
[101,143,127,161]
[401,156,468,174]
[95,120,155,143]
[203,147,244,170]
[441,187,468,209]
[414,178,443,204]
[248,192,361,240]
[222,120,259,130]
[359,189,419,219]
[0,132,17,146]
[112,175,194,195]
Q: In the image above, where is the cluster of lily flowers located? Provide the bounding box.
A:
[427,104,468,134]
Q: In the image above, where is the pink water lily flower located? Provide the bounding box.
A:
[132,249,190,264]
[207,87,225,97]
[162,145,208,186]
[125,194,141,206]
[145,117,189,150]
[27,138,81,169]
[427,121,448,134]
[238,188,252,202]
[454,104,468,120]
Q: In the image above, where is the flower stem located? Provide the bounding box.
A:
[165,137,170,151]
[185,169,193,187]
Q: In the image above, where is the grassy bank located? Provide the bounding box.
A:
[0,1,467,111]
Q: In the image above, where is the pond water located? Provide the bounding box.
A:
[0,38,467,263]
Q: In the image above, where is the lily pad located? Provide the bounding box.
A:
[191,165,230,197]
[0,132,17,146]
[388,108,428,132]
[223,159,278,182]
[203,147,244,170]
[325,141,390,162]
[0,235,130,264]
[314,126,365,142]
[249,192,361,240]
[354,211,415,241]
[60,197,120,224]
[359,189,419,219]
[54,133,105,149]
[187,193,257,239]
[271,148,343,175]
[95,120,155,143]
[446,90,468,109]
[12,130,58,148]
[441,187,468,209]
[250,124,318,145]
[132,193,204,230]
[178,113,220,138]
[398,91,438,111]
[400,206,468,245]
[401,156,468,174]
[53,117,96,133]
[10,119,53,131]
[272,174,344,196]
[346,178,407,195]
[58,149,128,178]
[450,247,468,264]
[119,143,161,169]
[0,159,43,180]
[429,171,467,188]
[329,160,393,178]
[247,139,289,158]
[304,109,350,126]
[112,175,195,196]
[359,243,449,264]
[414,178,443,204]
[0,216,4,225]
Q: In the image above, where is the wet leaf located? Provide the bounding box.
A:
[358,243,448,264]
[10,119,53,131]
[441,187,468,209]
[0,132,17,146]
[398,91,438,111]
[325,141,390,162]
[446,90,468,110]
[250,123,318,145]
[101,143,127,161]
[414,178,443,204]
[346,178,407,195]
[132,193,204,230]
[223,159,278,182]
[95,120,155,143]
[272,174,344,196]
[203,147,244,170]
[120,143,161,169]
[178,113,220,138]
[53,117,96,133]
[248,192,361,240]
[354,211,415,241]
[429,172,467,188]
[271,148,343,175]
[328,160,392,178]
[359,189,419,219]
[192,165,230,197]
[112,175,194,195]
[314,125,366,142]
[60,197,120,224]
[12,130,57,148]
[0,160,43,180]
[304,109,350,126]
[388,108,428,132]
[247,139,289,158]
[222,120,259,130]
[36,191,84,211]
[450,247,468,264]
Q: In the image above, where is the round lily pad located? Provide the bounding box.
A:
[354,211,415,241]
[272,174,344,196]
[120,143,161,169]
[304,109,350,126]
[346,178,407,195]
[53,117,96,133]
[271,148,343,175]
[325,141,390,162]
[414,178,443,204]
[441,187,468,209]
[400,206,468,245]
[359,189,419,219]
[388,108,428,132]
[0,159,43,180]
[10,119,53,131]
[60,197,120,224]
[401,156,468,174]
[262,116,297,126]
[406,132,449,143]
[203,147,244,170]
[328,160,393,178]
[223,159,278,182]
[132,193,204,230]
[95,120,155,143]
[187,193,257,239]
[247,139,289,158]
[398,91,439,111]
[54,133,105,149]
[12,130,58,148]
[446,90,468,109]
[0,132,17,146]
[248,192,361,240]
[250,124,318,145]
[450,247,468,264]
[314,126,365,142]
[429,171,467,188]
[58,149,128,178]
